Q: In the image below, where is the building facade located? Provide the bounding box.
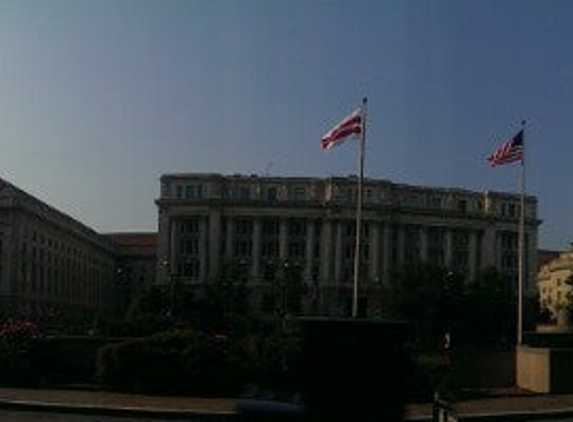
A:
[156,173,540,316]
[0,178,118,323]
[538,250,573,320]
[104,233,157,312]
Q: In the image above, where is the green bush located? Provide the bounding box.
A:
[33,336,117,384]
[95,329,244,395]
[239,333,302,394]
[0,320,41,386]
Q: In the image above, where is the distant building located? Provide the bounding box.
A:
[538,249,562,270]
[105,233,157,290]
[104,233,157,310]
[538,250,573,318]
[0,178,117,323]
[156,173,540,317]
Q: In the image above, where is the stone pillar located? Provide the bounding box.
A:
[169,218,178,282]
[444,228,453,269]
[526,228,538,296]
[468,230,478,281]
[321,220,333,284]
[279,218,288,261]
[225,217,234,262]
[208,210,221,280]
[199,217,208,283]
[252,218,262,282]
[370,221,381,283]
[396,225,404,268]
[481,225,496,269]
[334,221,343,284]
[382,223,391,285]
[305,219,315,284]
[419,226,428,263]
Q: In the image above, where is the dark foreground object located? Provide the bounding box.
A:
[238,317,407,422]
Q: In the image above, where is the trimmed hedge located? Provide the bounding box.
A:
[95,329,245,395]
[33,336,112,384]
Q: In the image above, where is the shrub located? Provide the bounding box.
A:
[239,333,302,394]
[0,319,42,386]
[33,336,112,384]
[95,329,244,395]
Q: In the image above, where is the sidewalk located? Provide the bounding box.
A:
[3,386,573,420]
[0,386,238,419]
[405,391,573,421]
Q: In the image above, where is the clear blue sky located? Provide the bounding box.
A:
[0,0,571,249]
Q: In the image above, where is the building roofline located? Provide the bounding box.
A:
[159,172,536,200]
[0,176,115,250]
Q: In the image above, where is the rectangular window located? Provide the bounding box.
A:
[345,188,354,202]
[288,241,305,259]
[430,196,442,209]
[266,187,278,202]
[457,199,468,213]
[180,219,200,234]
[239,187,251,200]
[185,185,203,199]
[288,219,306,237]
[262,218,279,236]
[234,240,252,257]
[289,186,306,201]
[235,219,253,236]
[365,189,373,202]
[262,241,279,257]
[404,195,418,207]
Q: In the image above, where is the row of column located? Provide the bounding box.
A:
[167,214,512,286]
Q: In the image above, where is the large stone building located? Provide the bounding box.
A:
[0,178,118,323]
[156,173,539,316]
[538,250,573,320]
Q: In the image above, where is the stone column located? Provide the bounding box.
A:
[526,228,538,296]
[320,220,333,284]
[444,229,453,269]
[169,218,178,283]
[208,210,221,280]
[199,217,208,283]
[419,226,428,263]
[382,223,391,285]
[279,218,288,261]
[334,221,343,284]
[225,217,234,262]
[252,218,262,282]
[396,225,404,268]
[370,221,381,283]
[481,225,496,269]
[305,219,315,284]
[468,230,478,281]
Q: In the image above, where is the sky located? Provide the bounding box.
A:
[0,0,571,249]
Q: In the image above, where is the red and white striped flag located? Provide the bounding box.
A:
[321,108,363,150]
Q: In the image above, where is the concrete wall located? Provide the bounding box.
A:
[517,346,551,393]
[517,346,573,393]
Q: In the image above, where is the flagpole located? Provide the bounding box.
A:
[517,120,526,345]
[352,97,367,318]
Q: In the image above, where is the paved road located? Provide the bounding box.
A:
[0,409,193,421]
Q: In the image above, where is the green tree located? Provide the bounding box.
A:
[386,264,465,350]
[465,268,515,347]
[198,261,250,334]
[275,261,304,318]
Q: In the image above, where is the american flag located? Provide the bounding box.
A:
[488,130,524,167]
[321,108,363,150]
